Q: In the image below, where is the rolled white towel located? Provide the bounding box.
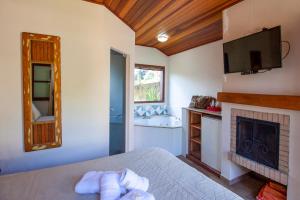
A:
[75,171,103,194]
[120,189,155,200]
[100,172,123,200]
[119,169,149,192]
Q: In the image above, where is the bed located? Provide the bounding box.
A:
[0,148,243,200]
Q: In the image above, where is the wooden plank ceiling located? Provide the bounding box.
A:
[84,0,241,56]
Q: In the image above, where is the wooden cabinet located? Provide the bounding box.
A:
[185,108,222,176]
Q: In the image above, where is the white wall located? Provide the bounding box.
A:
[222,0,300,198]
[0,0,135,174]
[135,45,169,104]
[223,0,300,95]
[168,41,224,117]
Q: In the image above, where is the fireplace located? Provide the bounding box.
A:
[236,116,280,169]
[230,109,289,185]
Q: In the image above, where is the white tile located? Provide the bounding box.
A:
[280,129,289,137]
[242,158,247,167]
[279,114,284,125]
[231,147,235,153]
[279,166,288,174]
[262,113,268,120]
[280,135,289,144]
[240,156,244,166]
[279,159,289,167]
[279,144,289,152]
[269,169,275,180]
[274,171,280,182]
[280,156,288,162]
[267,113,273,121]
[247,160,251,169]
[232,125,236,130]
[264,167,270,178]
[247,111,254,118]
[272,114,279,123]
[259,165,264,175]
[280,174,288,185]
[241,110,246,118]
[283,115,290,130]
[253,112,259,119]
[231,154,236,162]
[251,162,256,171]
[279,150,289,158]
[255,163,260,174]
[258,112,263,120]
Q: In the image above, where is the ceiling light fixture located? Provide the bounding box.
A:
[157,33,169,43]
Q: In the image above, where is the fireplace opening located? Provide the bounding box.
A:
[236,116,280,169]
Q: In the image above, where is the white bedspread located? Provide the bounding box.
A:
[0,148,243,200]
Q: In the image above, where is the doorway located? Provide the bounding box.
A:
[109,49,126,155]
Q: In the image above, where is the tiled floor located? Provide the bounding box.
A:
[179,156,266,200]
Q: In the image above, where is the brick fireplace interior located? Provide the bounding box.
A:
[236,116,280,170]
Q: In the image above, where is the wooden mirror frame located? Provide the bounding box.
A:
[22,32,62,152]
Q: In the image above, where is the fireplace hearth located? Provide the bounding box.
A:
[236,116,280,170]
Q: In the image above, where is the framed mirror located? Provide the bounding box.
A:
[22,32,62,152]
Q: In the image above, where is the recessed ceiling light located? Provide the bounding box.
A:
[157,33,169,43]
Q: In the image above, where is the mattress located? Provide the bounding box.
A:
[0,148,243,200]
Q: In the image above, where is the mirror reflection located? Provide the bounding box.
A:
[31,64,55,122]
[31,63,56,146]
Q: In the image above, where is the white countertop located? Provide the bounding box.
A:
[182,107,222,117]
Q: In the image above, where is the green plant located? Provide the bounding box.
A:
[146,87,160,101]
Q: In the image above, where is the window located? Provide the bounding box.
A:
[134,64,165,103]
[32,64,52,101]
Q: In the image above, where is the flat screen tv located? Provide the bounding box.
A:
[223,26,282,74]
